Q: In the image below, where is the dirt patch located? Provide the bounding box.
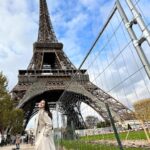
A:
[89,140,150,149]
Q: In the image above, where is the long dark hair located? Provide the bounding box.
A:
[44,100,53,119]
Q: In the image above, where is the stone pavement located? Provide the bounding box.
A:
[0,144,65,150]
[0,144,34,150]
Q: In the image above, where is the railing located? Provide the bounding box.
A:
[18,69,89,83]
[33,42,63,49]
[19,69,86,76]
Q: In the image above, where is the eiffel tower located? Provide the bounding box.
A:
[12,0,132,129]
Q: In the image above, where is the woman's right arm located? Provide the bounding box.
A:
[43,111,53,136]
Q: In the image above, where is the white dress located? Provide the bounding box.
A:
[34,109,56,150]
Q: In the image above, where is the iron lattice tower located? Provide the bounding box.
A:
[12,0,132,129]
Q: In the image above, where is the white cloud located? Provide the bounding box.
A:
[79,0,99,10]
[78,0,150,111]
[0,0,150,128]
[0,0,38,89]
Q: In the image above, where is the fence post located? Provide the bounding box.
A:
[116,0,150,80]
[105,103,124,150]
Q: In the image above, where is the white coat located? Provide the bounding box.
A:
[0,133,2,144]
[34,109,56,150]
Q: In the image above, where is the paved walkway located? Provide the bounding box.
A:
[0,144,34,150]
[0,144,65,150]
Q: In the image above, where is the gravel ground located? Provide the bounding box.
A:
[90,140,150,149]
[0,144,34,150]
[0,144,65,150]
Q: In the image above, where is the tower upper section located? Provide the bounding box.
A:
[38,0,58,43]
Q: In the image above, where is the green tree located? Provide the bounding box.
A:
[133,98,150,122]
[0,72,8,96]
[97,120,111,128]
[0,72,12,133]
[133,98,150,142]
[0,72,24,135]
[85,116,99,128]
[10,109,24,135]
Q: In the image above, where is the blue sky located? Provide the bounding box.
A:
[0,0,117,128]
[0,0,149,91]
[0,0,117,90]
[0,0,150,128]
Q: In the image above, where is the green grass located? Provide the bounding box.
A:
[60,140,148,150]
[80,130,149,141]
[59,131,150,150]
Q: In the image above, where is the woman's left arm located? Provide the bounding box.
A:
[43,111,53,136]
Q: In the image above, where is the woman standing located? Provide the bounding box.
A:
[34,99,56,150]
